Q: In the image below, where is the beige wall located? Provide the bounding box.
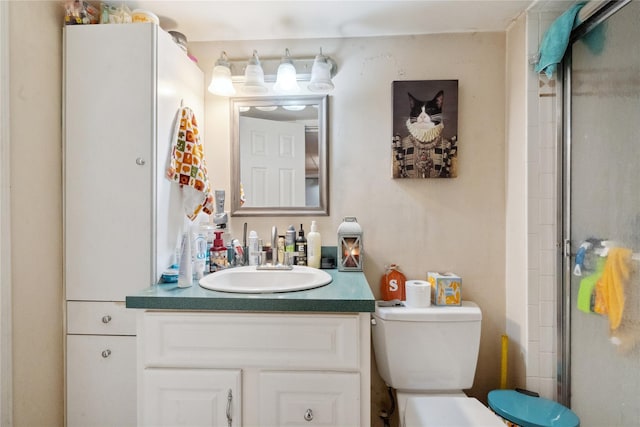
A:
[190,31,507,418]
[9,1,64,426]
[8,4,508,425]
[505,14,528,389]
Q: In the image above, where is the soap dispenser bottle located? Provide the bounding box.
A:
[307,221,321,268]
[295,224,307,266]
[380,264,406,301]
[209,230,228,272]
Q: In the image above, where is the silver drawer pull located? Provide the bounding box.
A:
[304,408,313,422]
[135,157,146,166]
[101,315,112,324]
[226,389,233,426]
[101,349,111,358]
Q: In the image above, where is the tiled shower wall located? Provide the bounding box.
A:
[525,7,564,399]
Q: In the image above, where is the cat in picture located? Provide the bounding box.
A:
[393,90,457,178]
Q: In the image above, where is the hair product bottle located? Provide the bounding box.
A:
[285,225,296,253]
[295,224,307,266]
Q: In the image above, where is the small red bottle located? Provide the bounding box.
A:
[380,264,406,301]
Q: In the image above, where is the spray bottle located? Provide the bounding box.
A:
[285,225,296,254]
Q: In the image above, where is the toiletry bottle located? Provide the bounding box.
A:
[248,230,259,266]
[193,231,207,279]
[307,221,322,268]
[285,225,296,254]
[178,232,193,288]
[226,241,235,267]
[199,221,215,272]
[209,230,228,272]
[295,224,307,266]
[232,239,245,266]
[380,264,406,301]
[277,235,285,265]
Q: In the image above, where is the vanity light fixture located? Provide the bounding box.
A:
[242,50,268,94]
[207,51,236,96]
[273,49,301,93]
[308,48,335,92]
[210,49,338,97]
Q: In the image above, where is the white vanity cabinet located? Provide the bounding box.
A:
[64,23,204,426]
[137,311,371,426]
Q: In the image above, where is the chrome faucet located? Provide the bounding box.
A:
[255,225,293,270]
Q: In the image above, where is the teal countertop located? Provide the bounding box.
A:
[126,269,375,313]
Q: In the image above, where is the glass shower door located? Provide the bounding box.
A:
[566,2,640,425]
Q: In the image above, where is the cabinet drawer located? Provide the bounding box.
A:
[66,335,136,427]
[259,371,360,426]
[141,311,359,370]
[67,301,136,335]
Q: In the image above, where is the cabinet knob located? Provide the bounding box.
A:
[304,408,313,422]
[135,157,146,166]
[102,315,112,324]
[101,349,111,358]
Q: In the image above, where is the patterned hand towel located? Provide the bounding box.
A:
[167,106,214,220]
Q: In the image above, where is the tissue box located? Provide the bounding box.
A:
[427,272,462,306]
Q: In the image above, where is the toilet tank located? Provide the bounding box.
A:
[371,301,482,392]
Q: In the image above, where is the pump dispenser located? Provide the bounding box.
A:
[307,221,321,268]
[209,230,228,272]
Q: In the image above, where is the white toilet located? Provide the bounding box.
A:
[371,301,505,427]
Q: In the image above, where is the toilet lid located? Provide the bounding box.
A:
[404,396,505,427]
[488,390,580,427]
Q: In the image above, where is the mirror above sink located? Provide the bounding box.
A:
[230,95,329,217]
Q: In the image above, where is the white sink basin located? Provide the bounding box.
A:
[199,265,332,293]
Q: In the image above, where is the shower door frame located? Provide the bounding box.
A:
[557,0,632,407]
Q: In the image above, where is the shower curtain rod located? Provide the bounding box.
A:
[577,0,609,22]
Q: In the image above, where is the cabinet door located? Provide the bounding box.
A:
[64,24,154,300]
[259,371,360,427]
[66,335,136,427]
[141,368,242,427]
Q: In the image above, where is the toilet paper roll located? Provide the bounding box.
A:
[405,280,431,308]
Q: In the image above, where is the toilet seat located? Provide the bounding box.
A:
[404,396,505,427]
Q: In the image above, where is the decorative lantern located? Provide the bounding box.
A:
[337,217,363,271]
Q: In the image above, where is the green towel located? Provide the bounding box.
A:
[577,257,605,313]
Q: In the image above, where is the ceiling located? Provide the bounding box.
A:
[127,0,537,42]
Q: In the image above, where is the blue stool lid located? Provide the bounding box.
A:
[488,390,580,427]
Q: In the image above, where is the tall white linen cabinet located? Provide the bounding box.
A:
[63,23,204,426]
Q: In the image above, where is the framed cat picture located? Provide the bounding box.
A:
[392,80,459,178]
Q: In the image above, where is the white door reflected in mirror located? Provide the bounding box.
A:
[239,116,306,207]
